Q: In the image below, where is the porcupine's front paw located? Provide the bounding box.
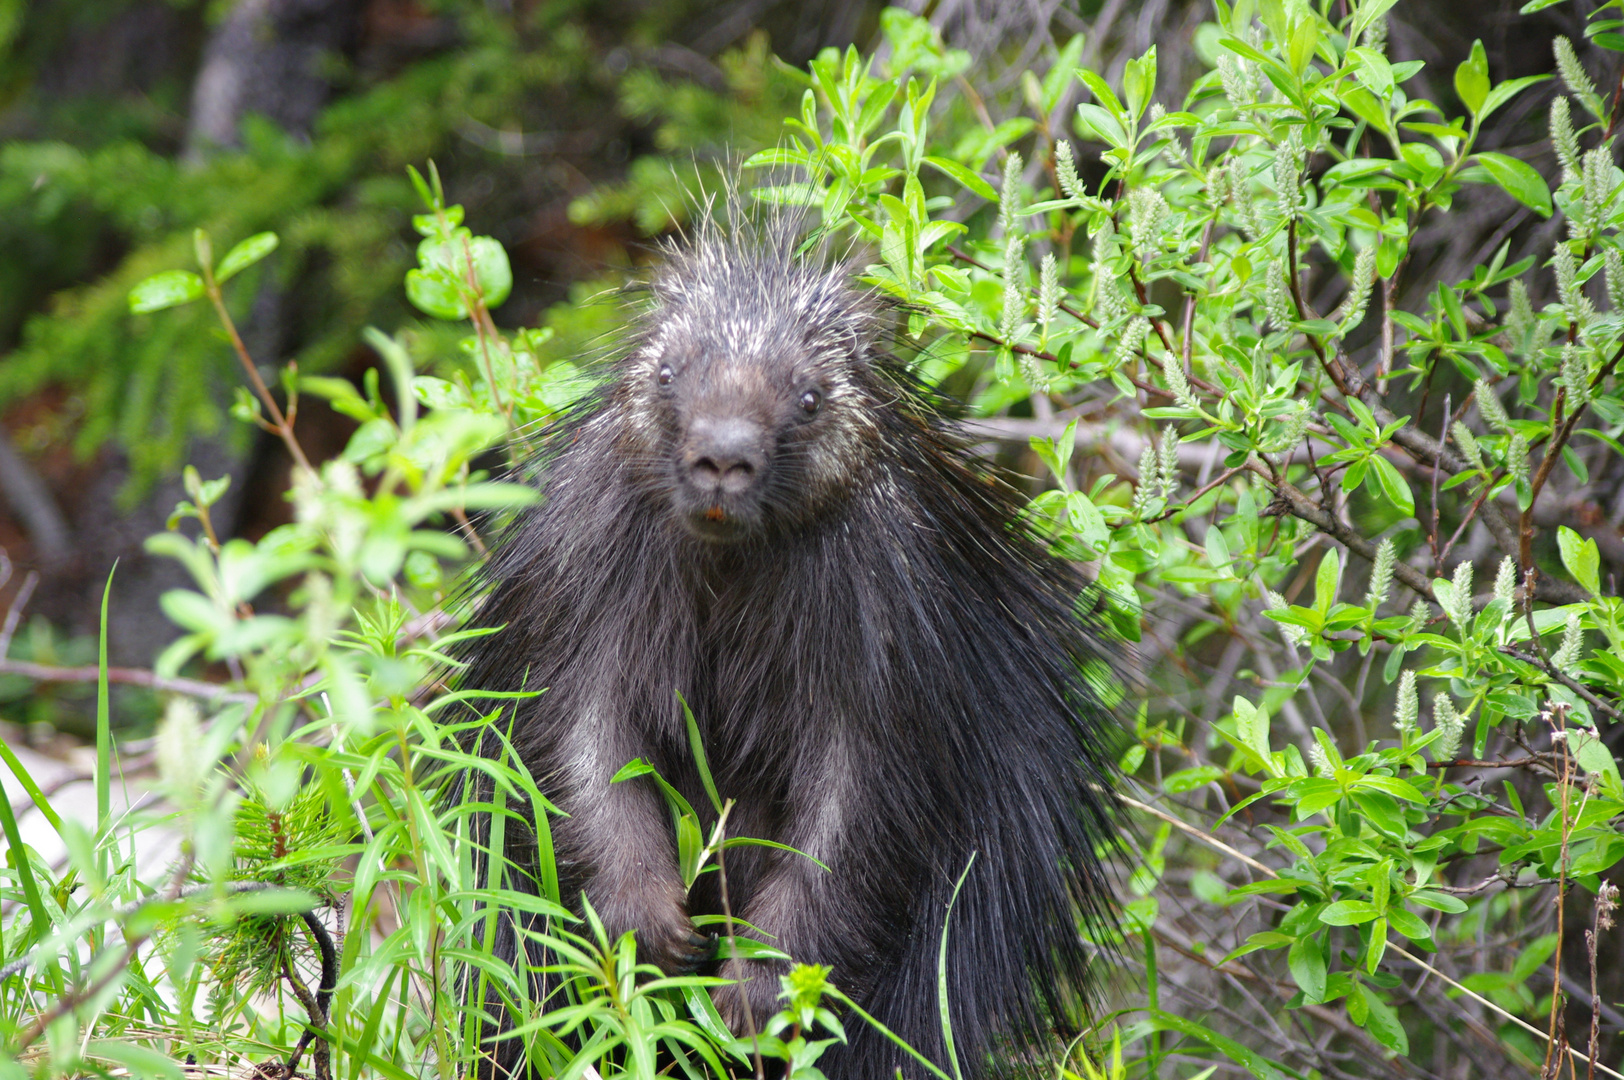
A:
[593,875,713,974]
[639,909,714,974]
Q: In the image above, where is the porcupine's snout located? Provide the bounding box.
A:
[675,410,772,541]
[683,415,766,496]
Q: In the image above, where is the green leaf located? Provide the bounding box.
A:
[1478,74,1551,122]
[1233,696,1272,762]
[1164,766,1224,793]
[465,235,513,310]
[1075,102,1128,148]
[1315,548,1341,616]
[1365,916,1388,973]
[1339,85,1392,135]
[1287,15,1320,77]
[1352,983,1409,1054]
[1353,775,1425,802]
[1385,905,1433,941]
[1556,526,1602,595]
[1474,152,1553,217]
[1224,879,1303,900]
[215,232,280,283]
[1320,900,1382,925]
[1123,47,1157,121]
[1219,931,1295,966]
[1074,68,1125,117]
[1571,727,1622,787]
[404,268,464,320]
[128,270,205,314]
[1288,934,1327,1003]
[1144,1011,1290,1080]
[1409,889,1468,913]
[1368,455,1415,518]
[86,1042,186,1080]
[1351,0,1404,43]
[1347,46,1394,97]
[1042,35,1087,112]
[1453,40,1489,116]
[923,155,997,201]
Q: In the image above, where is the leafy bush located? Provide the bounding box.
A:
[4,1,1624,1077]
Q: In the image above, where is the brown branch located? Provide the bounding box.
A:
[1254,467,1436,600]
[0,658,255,704]
[1500,645,1624,724]
[202,273,313,477]
[1181,219,1216,379]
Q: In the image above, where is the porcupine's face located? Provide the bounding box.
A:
[622,243,882,545]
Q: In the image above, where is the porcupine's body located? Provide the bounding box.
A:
[460,220,1120,1079]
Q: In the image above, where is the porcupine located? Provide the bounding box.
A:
[458,215,1122,1079]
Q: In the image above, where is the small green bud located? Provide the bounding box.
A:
[1560,342,1593,407]
[1055,141,1083,200]
[1265,589,1308,646]
[1132,443,1158,515]
[1583,147,1614,233]
[1263,406,1310,454]
[1129,187,1169,258]
[1365,537,1396,612]
[1554,36,1597,106]
[1553,242,1593,326]
[1446,559,1475,627]
[1273,133,1303,219]
[1550,97,1581,185]
[1431,694,1464,762]
[1000,232,1026,342]
[1362,16,1387,52]
[1452,421,1486,471]
[1507,432,1531,489]
[1114,316,1151,370]
[1232,163,1262,239]
[1475,379,1512,433]
[1157,434,1179,499]
[1308,742,1333,778]
[1394,670,1419,740]
[999,151,1024,237]
[1493,555,1517,608]
[1336,246,1378,332]
[1039,253,1059,328]
[1218,54,1253,109]
[1158,348,1201,411]
[1265,264,1294,330]
[1507,279,1538,356]
[1553,611,1583,671]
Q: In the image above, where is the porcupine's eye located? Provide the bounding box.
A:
[799,389,822,415]
[657,364,674,386]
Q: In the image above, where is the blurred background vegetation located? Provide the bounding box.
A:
[0,0,1586,718]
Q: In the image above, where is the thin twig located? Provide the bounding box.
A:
[0,658,255,704]
[201,270,313,477]
[0,571,39,660]
[1500,645,1624,724]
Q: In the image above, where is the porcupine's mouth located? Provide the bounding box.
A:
[682,502,752,543]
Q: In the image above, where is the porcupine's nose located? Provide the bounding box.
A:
[684,416,766,496]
